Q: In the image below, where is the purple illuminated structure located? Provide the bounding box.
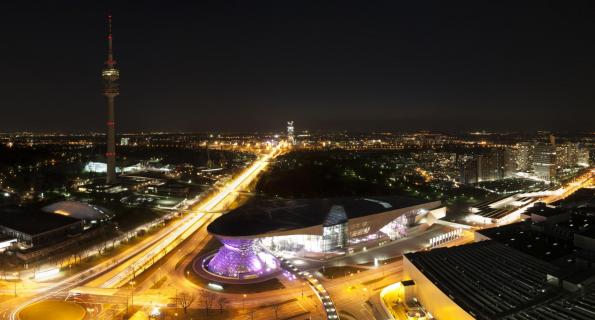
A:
[206,238,279,279]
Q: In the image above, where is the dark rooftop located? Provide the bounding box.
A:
[406,240,558,320]
[525,202,568,218]
[503,287,595,320]
[0,206,80,235]
[552,188,595,208]
[477,221,576,264]
[208,196,436,237]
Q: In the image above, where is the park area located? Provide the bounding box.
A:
[19,300,86,320]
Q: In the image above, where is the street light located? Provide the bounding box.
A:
[302,282,305,299]
[150,306,161,318]
[243,294,247,310]
[129,281,136,314]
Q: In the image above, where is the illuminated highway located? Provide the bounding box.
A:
[4,154,591,320]
[99,144,282,288]
[6,143,285,320]
[543,168,594,204]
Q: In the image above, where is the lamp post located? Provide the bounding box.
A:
[243,294,247,310]
[129,281,136,313]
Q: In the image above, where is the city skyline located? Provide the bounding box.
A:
[0,2,593,320]
[1,1,595,133]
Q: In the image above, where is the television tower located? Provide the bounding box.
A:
[287,121,295,145]
[102,15,119,184]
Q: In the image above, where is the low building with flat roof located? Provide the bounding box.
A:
[404,240,558,320]
[406,196,595,320]
[0,206,83,247]
[42,201,112,224]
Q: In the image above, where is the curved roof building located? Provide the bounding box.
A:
[203,196,444,281]
[208,196,441,239]
[43,201,112,223]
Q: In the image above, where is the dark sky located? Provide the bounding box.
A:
[2,1,594,133]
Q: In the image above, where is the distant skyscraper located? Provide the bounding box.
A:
[533,144,557,182]
[516,142,533,172]
[460,148,510,184]
[460,158,479,184]
[503,147,517,178]
[287,121,295,144]
[102,15,120,184]
[555,143,579,168]
[578,148,590,167]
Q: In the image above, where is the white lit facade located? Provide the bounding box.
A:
[255,206,443,257]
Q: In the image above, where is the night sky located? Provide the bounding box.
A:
[2,1,595,133]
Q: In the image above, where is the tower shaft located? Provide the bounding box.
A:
[106,95,117,184]
[102,14,120,184]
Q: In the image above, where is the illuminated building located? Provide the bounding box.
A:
[102,15,120,184]
[410,198,595,320]
[204,196,444,281]
[516,142,533,171]
[0,207,83,247]
[460,157,479,184]
[533,144,557,182]
[403,241,556,320]
[578,148,590,167]
[503,147,517,177]
[460,149,509,184]
[42,201,112,225]
[466,192,536,225]
[287,120,295,144]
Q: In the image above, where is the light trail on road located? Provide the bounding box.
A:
[100,144,282,288]
[8,143,284,320]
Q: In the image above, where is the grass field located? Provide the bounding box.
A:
[19,300,85,320]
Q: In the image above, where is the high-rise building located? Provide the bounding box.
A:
[516,142,533,172]
[287,121,295,144]
[578,148,590,167]
[460,158,479,184]
[533,144,557,182]
[459,149,508,184]
[102,15,120,184]
[503,147,517,178]
[555,143,579,168]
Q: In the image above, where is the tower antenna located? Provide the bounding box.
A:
[106,14,116,68]
[102,14,120,184]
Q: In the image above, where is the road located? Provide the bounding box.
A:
[543,168,593,204]
[5,143,285,320]
[4,154,590,320]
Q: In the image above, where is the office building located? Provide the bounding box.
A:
[533,144,557,182]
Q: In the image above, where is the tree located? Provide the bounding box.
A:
[198,289,217,315]
[273,304,281,320]
[0,258,6,280]
[217,296,229,314]
[176,292,195,315]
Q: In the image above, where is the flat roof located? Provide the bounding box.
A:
[0,206,80,236]
[526,203,567,217]
[406,241,558,320]
[477,221,575,263]
[552,188,595,207]
[207,196,435,237]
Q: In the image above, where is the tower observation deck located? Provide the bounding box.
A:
[102,15,119,184]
